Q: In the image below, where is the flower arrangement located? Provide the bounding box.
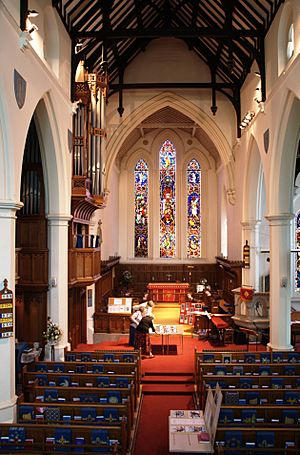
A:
[44,317,62,344]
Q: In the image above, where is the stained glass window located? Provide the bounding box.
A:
[160,140,176,257]
[295,211,300,291]
[187,159,201,257]
[134,159,148,257]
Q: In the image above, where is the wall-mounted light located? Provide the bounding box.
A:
[27,9,39,18]
[240,111,255,130]
[75,41,83,54]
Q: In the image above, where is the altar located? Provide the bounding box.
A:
[147,282,189,303]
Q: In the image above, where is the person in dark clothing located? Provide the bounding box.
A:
[135,310,156,358]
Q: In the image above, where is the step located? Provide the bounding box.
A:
[142,375,194,384]
[142,383,195,394]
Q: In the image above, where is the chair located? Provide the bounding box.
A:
[239,327,259,351]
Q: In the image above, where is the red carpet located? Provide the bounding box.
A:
[133,394,195,455]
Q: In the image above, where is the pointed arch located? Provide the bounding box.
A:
[105,91,234,195]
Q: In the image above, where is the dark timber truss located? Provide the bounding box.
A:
[52,0,285,135]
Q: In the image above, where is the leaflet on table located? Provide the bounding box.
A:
[155,324,178,334]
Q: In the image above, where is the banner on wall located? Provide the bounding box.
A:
[240,287,254,302]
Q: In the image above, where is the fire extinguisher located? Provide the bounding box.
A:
[243,240,250,268]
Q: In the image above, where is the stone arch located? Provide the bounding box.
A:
[105,91,234,195]
[34,94,70,216]
[242,134,264,221]
[269,92,300,215]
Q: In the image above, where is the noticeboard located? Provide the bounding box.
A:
[0,279,13,338]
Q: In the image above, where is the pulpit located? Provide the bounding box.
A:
[231,287,269,340]
[147,282,189,303]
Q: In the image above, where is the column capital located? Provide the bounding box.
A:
[0,200,23,218]
[241,219,261,228]
[46,214,72,226]
[265,213,294,226]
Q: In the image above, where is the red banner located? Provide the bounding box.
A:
[240,287,254,302]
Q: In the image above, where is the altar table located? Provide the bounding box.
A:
[147,282,189,303]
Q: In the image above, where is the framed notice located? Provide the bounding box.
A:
[0,279,13,338]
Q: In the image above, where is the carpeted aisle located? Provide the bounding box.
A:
[133,394,194,455]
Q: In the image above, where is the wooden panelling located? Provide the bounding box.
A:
[216,257,243,303]
[116,263,217,297]
[18,249,48,286]
[15,291,47,343]
[68,247,101,286]
[68,287,87,348]
[94,312,130,333]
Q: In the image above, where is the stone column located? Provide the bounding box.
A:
[265,214,294,351]
[0,200,23,422]
[46,215,72,360]
[241,220,261,290]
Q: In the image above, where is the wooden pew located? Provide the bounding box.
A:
[214,426,300,453]
[17,394,132,448]
[27,382,136,424]
[0,422,126,454]
[218,404,300,426]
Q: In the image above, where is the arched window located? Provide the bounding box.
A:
[134,159,149,257]
[187,159,201,257]
[160,140,176,258]
[295,210,300,291]
[287,23,294,61]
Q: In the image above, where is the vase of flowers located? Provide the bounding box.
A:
[44,317,62,361]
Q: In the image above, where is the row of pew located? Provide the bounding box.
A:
[195,349,300,453]
[0,349,141,454]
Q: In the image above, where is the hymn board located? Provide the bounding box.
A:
[0,279,13,338]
